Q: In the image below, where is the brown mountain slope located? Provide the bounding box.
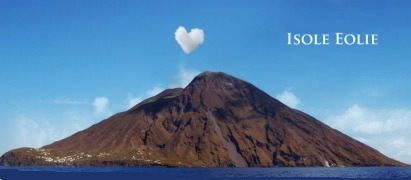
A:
[0,71,405,167]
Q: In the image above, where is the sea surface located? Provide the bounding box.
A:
[1,167,411,180]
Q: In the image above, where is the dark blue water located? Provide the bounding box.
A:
[1,167,411,179]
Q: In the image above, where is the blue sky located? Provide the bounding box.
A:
[1,1,411,164]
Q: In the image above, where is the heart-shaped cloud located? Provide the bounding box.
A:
[175,26,204,54]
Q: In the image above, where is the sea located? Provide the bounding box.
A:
[1,167,411,180]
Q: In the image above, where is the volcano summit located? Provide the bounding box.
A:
[0,72,404,167]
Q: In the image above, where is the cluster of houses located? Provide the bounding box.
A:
[29,148,161,165]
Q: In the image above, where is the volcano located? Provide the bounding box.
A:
[0,71,405,167]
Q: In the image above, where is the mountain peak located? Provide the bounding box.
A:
[188,71,248,90]
[192,71,236,82]
[196,71,229,78]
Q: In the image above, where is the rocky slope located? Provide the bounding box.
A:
[0,71,405,167]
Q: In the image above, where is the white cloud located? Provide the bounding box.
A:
[125,86,164,110]
[175,26,205,54]
[386,138,411,163]
[0,95,119,155]
[169,65,200,88]
[124,65,199,110]
[92,97,111,116]
[354,137,374,144]
[147,86,164,97]
[15,115,55,148]
[276,89,301,109]
[390,139,407,149]
[52,98,86,105]
[325,104,407,134]
[126,95,143,109]
[326,104,365,132]
[0,108,104,156]
[324,104,411,164]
